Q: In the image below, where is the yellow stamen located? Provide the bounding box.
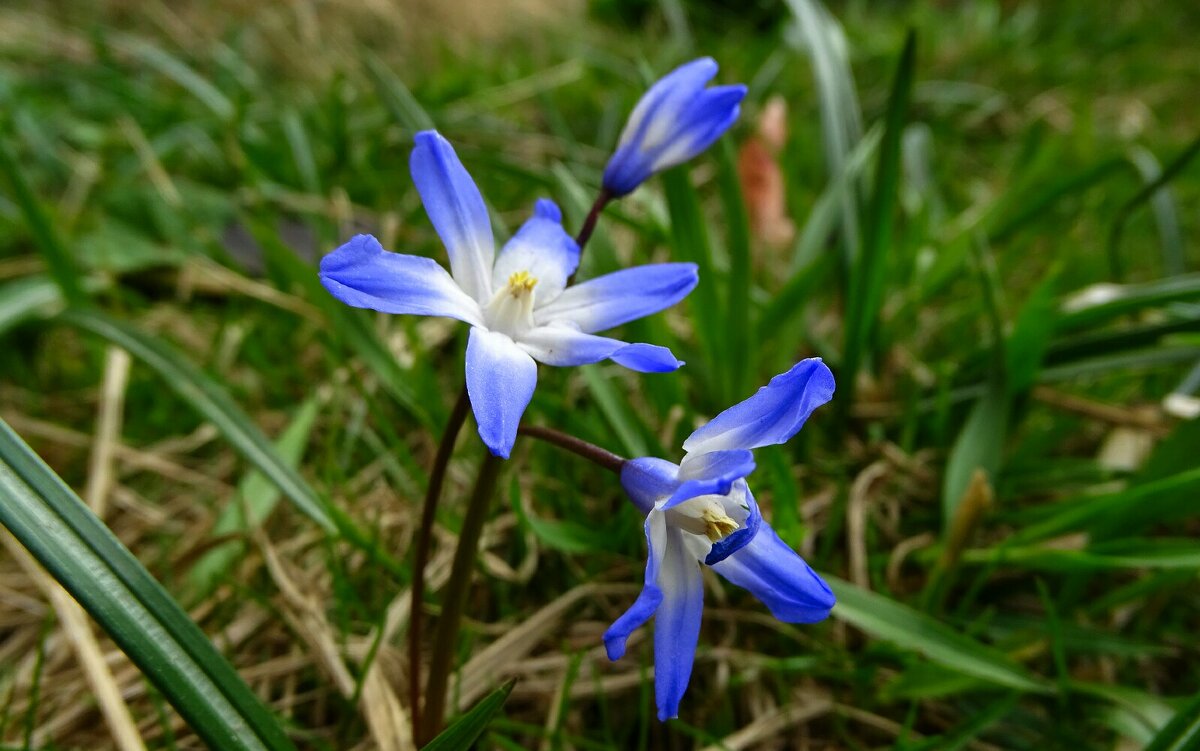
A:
[700,507,739,543]
[507,270,537,297]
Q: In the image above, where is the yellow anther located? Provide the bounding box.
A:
[507,270,537,297]
[700,507,739,543]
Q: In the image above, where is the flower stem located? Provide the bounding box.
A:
[408,385,470,744]
[418,451,504,743]
[518,425,626,473]
[569,190,612,287]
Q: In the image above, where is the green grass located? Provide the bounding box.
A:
[0,0,1198,748]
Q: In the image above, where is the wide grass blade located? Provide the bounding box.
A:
[827,576,1049,693]
[0,417,297,751]
[60,308,337,533]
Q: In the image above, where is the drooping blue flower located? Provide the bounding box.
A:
[603,57,748,197]
[604,359,837,720]
[320,130,698,459]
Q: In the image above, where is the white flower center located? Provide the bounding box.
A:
[666,495,740,543]
[484,270,537,337]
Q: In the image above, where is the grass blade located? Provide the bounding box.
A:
[0,417,296,751]
[1146,690,1200,751]
[827,575,1049,693]
[0,275,63,336]
[783,0,865,256]
[1108,135,1200,280]
[662,167,725,399]
[422,679,515,751]
[716,139,754,398]
[840,30,916,417]
[60,308,337,533]
[0,139,87,306]
[363,53,436,132]
[188,398,321,599]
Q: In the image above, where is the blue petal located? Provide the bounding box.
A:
[465,328,537,458]
[602,58,721,196]
[535,263,698,334]
[604,511,667,659]
[704,483,761,566]
[620,457,681,515]
[711,521,835,623]
[609,343,683,373]
[492,199,580,305]
[319,234,483,325]
[646,84,746,175]
[682,358,835,455]
[410,131,495,303]
[517,325,682,372]
[663,450,756,510]
[653,525,705,721]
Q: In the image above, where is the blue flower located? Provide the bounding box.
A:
[604,359,837,720]
[603,57,748,197]
[320,131,698,459]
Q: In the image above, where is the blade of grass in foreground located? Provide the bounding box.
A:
[60,308,337,534]
[422,679,515,751]
[827,575,1049,693]
[0,417,297,751]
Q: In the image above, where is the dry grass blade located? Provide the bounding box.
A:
[699,695,834,751]
[1,531,147,751]
[848,460,889,588]
[454,583,630,712]
[84,346,131,517]
[256,530,414,751]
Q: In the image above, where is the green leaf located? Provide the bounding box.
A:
[1004,268,1059,395]
[60,308,337,533]
[662,167,724,397]
[248,217,435,429]
[827,576,1049,693]
[783,0,866,256]
[579,365,650,459]
[188,398,321,599]
[715,139,754,399]
[364,53,436,132]
[1059,273,1200,332]
[116,35,235,121]
[840,29,916,415]
[508,476,619,555]
[0,275,62,337]
[941,381,1008,530]
[1108,135,1200,280]
[422,679,516,751]
[1146,690,1200,751]
[0,417,296,751]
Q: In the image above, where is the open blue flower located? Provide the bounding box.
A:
[320,131,698,458]
[603,57,747,197]
[604,359,837,720]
